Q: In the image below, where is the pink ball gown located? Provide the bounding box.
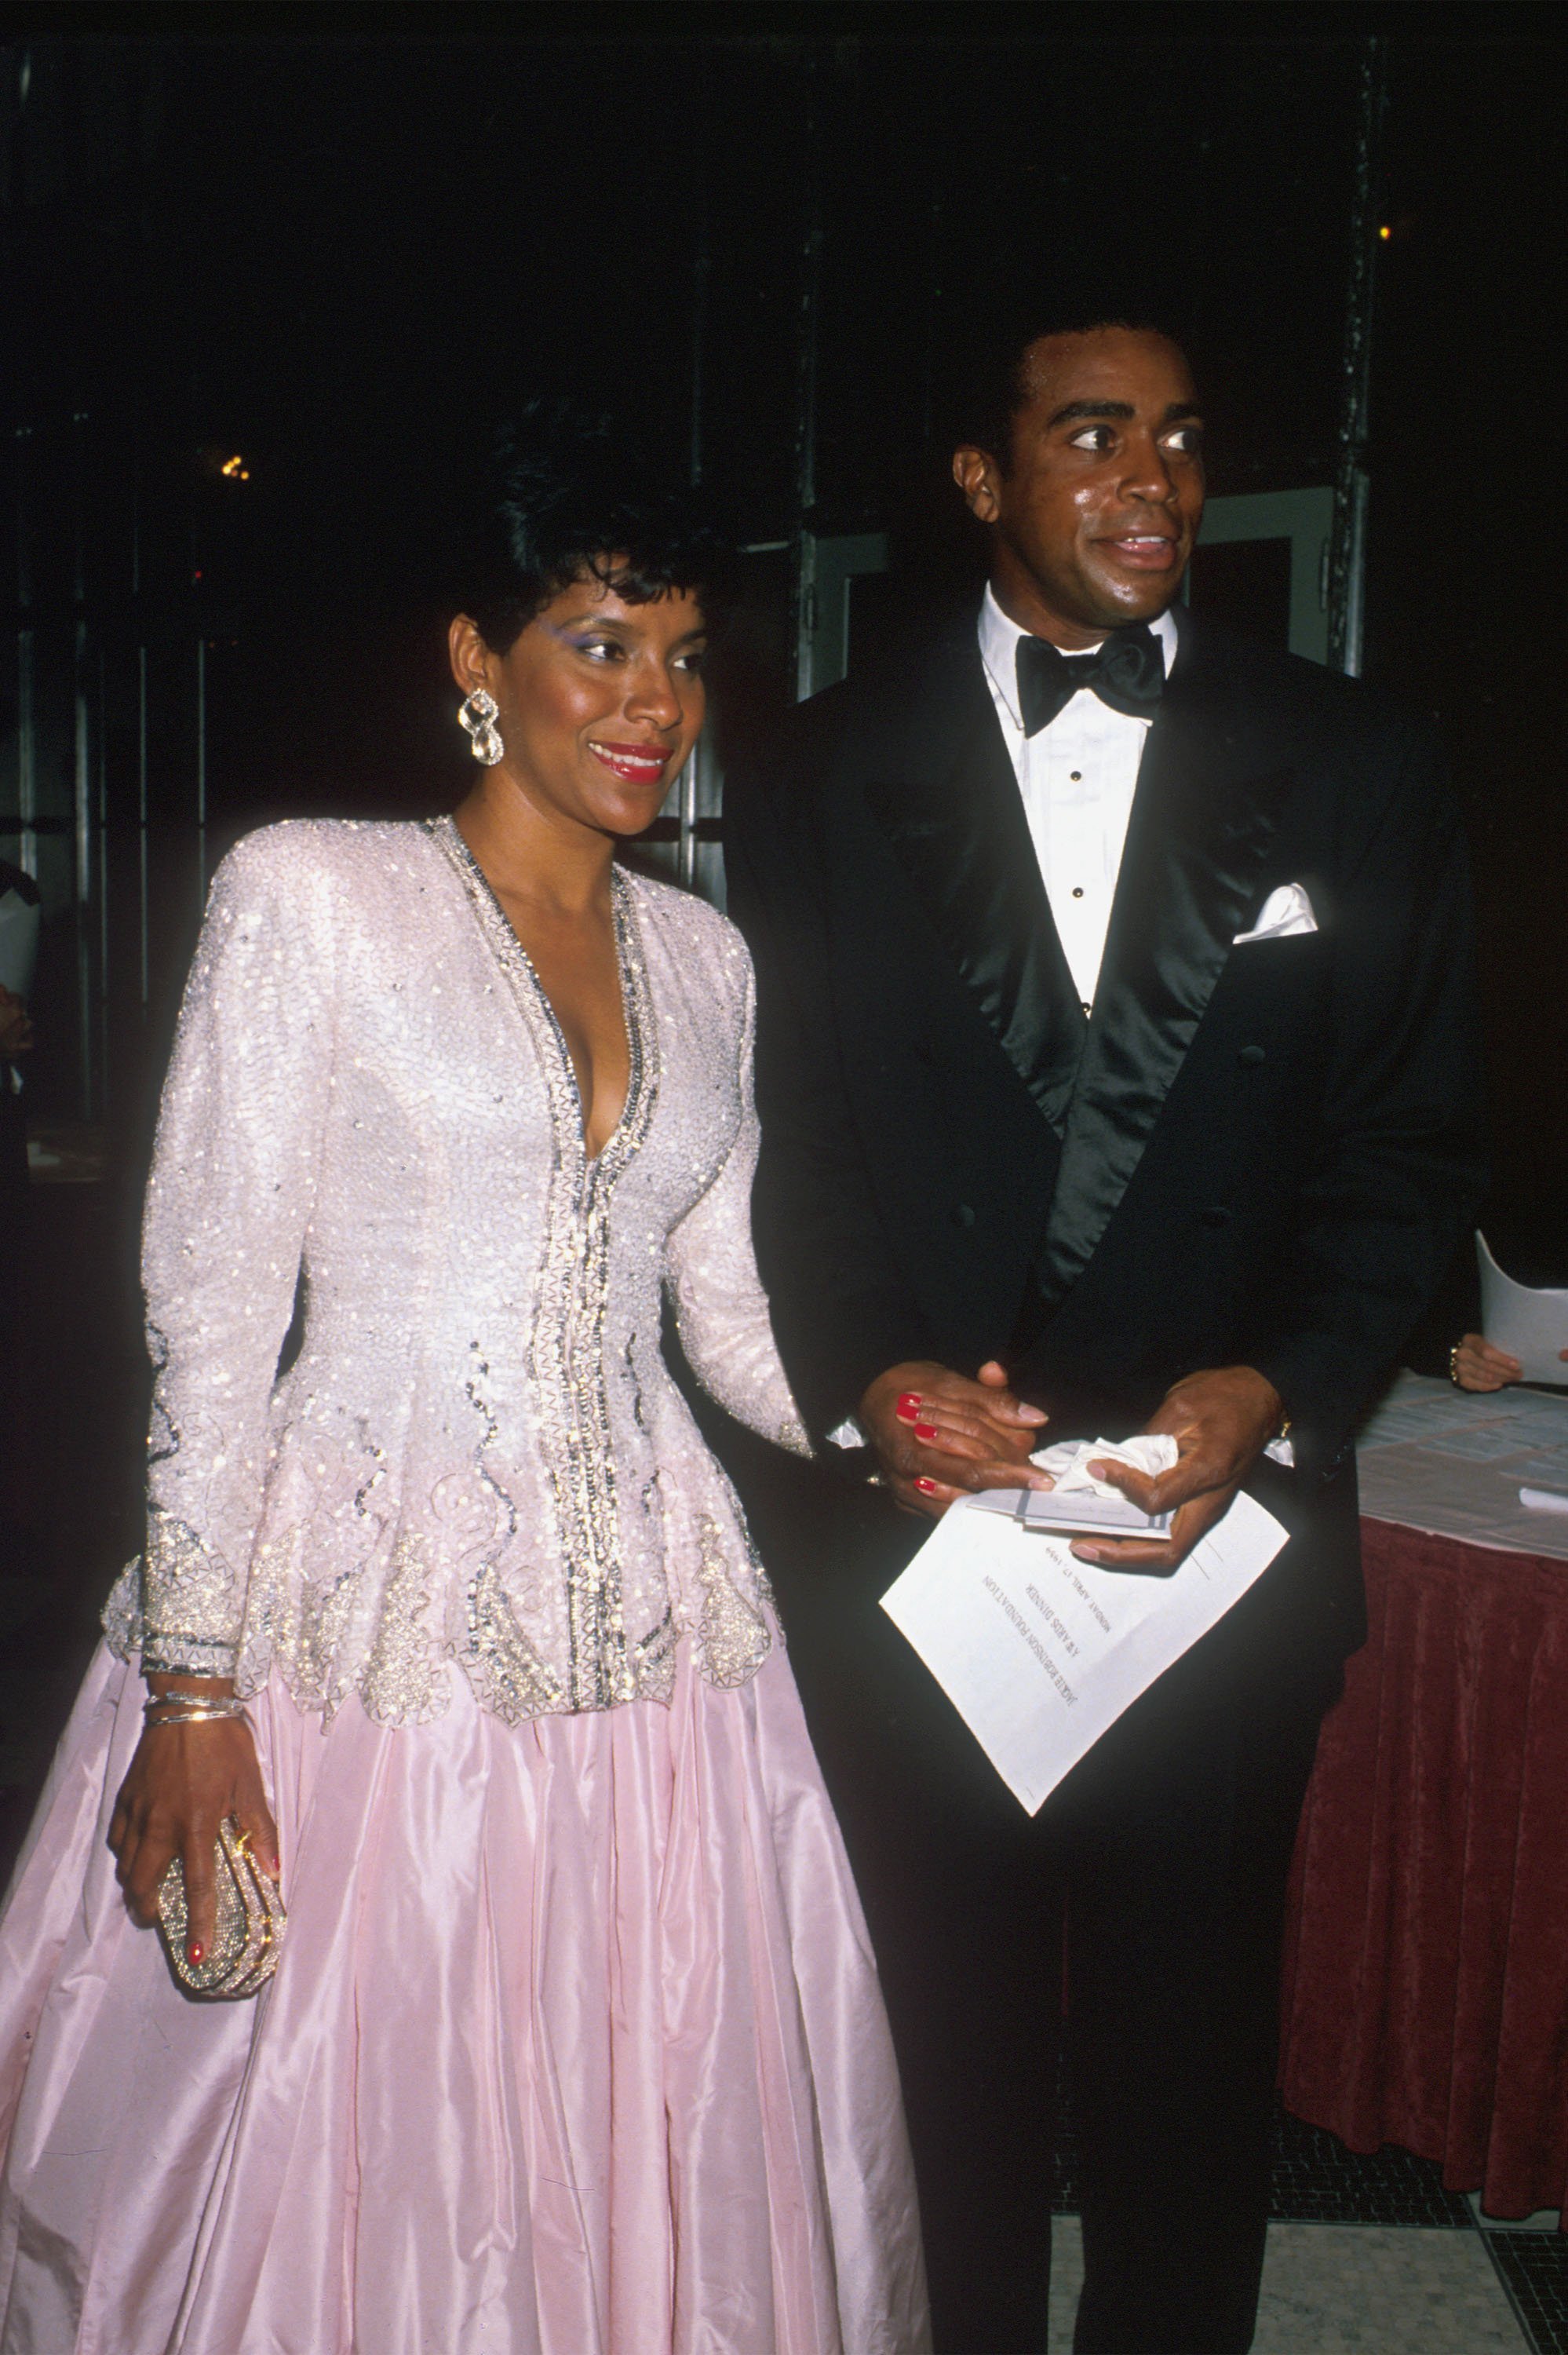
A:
[0,818,929,2355]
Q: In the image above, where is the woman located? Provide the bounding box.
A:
[0,414,929,2355]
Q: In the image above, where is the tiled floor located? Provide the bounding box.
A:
[1490,2237,1568,2355]
[1039,2096,1568,2354]
[1046,2218,1530,2353]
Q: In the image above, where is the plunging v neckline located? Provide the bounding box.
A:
[427,815,655,1175]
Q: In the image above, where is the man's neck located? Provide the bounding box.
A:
[986,571,1176,654]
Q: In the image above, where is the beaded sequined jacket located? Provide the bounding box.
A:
[104,816,811,1726]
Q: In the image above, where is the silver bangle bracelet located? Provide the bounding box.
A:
[143,1696,247,1725]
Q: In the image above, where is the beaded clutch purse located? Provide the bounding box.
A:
[156,1817,286,1999]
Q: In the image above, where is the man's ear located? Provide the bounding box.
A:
[952,444,1001,525]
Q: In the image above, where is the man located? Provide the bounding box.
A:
[724,309,1483,2353]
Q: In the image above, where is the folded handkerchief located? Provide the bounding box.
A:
[1030,1433,1179,1495]
[1233,882,1318,946]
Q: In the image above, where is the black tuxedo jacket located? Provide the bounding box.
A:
[725,605,1485,1645]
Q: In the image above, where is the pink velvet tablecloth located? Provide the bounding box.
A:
[1279,1516,1568,2225]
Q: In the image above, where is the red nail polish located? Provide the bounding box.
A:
[914,1477,939,1495]
[188,1941,204,1966]
[895,1393,922,1422]
[914,1422,938,1442]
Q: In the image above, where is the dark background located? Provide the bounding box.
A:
[1,2,1565,1838]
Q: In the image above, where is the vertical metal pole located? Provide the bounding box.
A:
[793,56,824,705]
[137,643,149,1010]
[14,427,36,882]
[97,644,109,1115]
[1326,35,1386,677]
[132,454,150,1010]
[73,411,93,1117]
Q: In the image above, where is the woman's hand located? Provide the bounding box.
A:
[109,1678,279,1969]
[859,1358,1052,1519]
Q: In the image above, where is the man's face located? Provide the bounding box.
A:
[953,327,1205,648]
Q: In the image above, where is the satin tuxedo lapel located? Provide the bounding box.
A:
[862,636,1087,1134]
[1035,615,1294,1302]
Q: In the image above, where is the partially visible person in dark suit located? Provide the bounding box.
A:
[725,302,1484,2353]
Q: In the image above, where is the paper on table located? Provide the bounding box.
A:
[880,1488,1288,1815]
[1478,1232,1568,1387]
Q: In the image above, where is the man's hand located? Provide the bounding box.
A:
[859,1358,1052,1520]
[1068,1364,1283,1573]
[0,986,31,1061]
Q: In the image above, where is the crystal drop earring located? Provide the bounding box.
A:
[458,687,504,766]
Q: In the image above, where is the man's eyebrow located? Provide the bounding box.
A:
[1043,398,1205,429]
[1046,398,1134,429]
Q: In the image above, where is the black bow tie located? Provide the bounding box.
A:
[1014,624,1165,738]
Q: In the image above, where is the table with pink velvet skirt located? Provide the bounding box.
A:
[1279,1510,1568,2226]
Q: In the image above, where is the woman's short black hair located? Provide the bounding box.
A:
[454,398,724,653]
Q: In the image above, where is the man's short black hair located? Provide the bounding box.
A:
[950,290,1190,469]
[451,397,725,654]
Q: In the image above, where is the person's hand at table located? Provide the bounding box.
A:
[859,1358,1052,1520]
[1449,1333,1568,1392]
[1064,1364,1284,1574]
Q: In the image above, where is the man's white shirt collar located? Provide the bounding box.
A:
[978,585,1179,732]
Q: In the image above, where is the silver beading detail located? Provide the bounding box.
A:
[427,817,662,1714]
[693,1511,771,1690]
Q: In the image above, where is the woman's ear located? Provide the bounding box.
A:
[448,614,493,696]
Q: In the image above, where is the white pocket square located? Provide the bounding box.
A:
[1232,882,1318,946]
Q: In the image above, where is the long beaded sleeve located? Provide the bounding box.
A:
[664,965,812,1461]
[134,838,334,1678]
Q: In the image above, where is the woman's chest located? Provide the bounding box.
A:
[321,905,742,1233]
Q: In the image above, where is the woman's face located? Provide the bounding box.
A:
[451,571,706,842]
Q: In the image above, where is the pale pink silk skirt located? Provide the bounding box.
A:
[0,1641,928,2355]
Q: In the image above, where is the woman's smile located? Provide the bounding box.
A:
[586,736,673,787]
